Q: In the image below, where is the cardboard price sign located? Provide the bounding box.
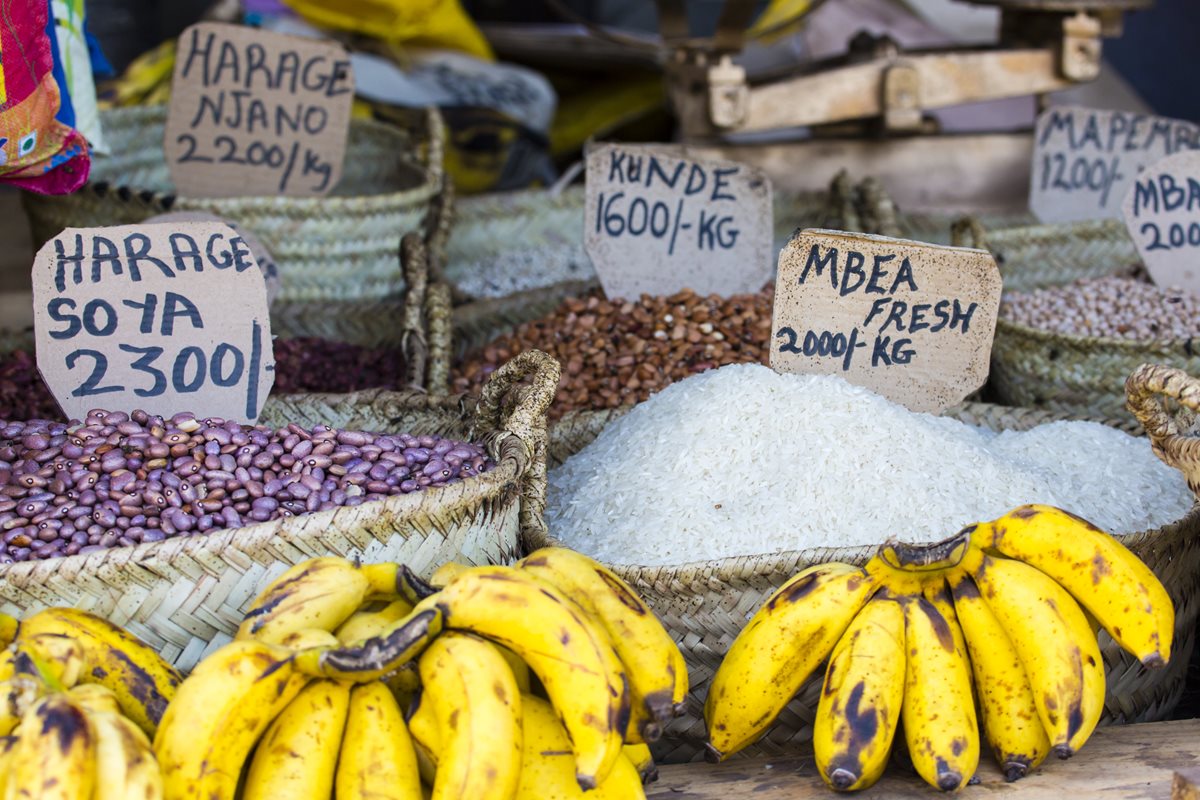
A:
[1030,105,1200,224]
[1122,151,1200,292]
[164,22,354,198]
[144,211,281,305]
[584,144,773,299]
[32,222,275,423]
[771,229,1001,413]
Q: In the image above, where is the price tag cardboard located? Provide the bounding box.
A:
[32,222,276,423]
[771,229,1001,413]
[584,143,773,299]
[1030,105,1200,224]
[144,211,281,305]
[164,22,354,198]
[1122,151,1200,292]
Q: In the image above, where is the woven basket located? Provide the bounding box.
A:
[21,105,445,306]
[977,218,1139,293]
[537,401,1200,763]
[0,350,559,671]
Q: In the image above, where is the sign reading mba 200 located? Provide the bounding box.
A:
[32,222,275,423]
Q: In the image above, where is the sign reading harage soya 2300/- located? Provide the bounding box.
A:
[1030,105,1200,223]
[164,22,354,198]
[771,229,1001,414]
[32,222,275,423]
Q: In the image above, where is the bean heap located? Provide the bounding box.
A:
[1001,276,1200,340]
[453,288,774,418]
[0,338,408,421]
[0,409,492,563]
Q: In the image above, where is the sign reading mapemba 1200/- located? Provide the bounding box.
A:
[32,222,275,423]
[771,229,1001,413]
[164,22,353,198]
[584,143,773,299]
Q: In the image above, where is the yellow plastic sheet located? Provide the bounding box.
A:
[280,0,493,61]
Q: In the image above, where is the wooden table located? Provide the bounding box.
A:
[649,719,1200,798]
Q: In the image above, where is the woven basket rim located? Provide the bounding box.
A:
[994,315,1199,352]
[0,432,526,582]
[89,105,440,212]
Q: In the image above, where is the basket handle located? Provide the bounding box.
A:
[857,177,903,239]
[950,216,988,250]
[425,282,452,398]
[422,172,455,285]
[821,170,862,233]
[473,350,562,541]
[1126,364,1200,497]
[400,233,430,391]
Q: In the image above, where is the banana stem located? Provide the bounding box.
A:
[880,526,976,572]
[293,606,443,682]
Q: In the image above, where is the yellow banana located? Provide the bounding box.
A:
[0,613,16,648]
[967,551,1104,758]
[705,563,877,760]
[154,640,308,800]
[335,599,415,645]
[279,628,341,650]
[978,505,1173,667]
[237,557,378,644]
[623,743,658,784]
[430,561,472,588]
[814,596,906,792]
[88,705,164,800]
[17,633,86,689]
[243,679,350,800]
[900,595,978,791]
[405,689,441,785]
[0,675,43,736]
[16,607,181,738]
[518,694,647,799]
[0,735,16,797]
[518,547,687,738]
[336,682,423,800]
[386,662,422,708]
[494,643,532,694]
[293,604,444,682]
[949,569,1050,781]
[419,632,523,800]
[0,648,14,682]
[7,693,96,800]
[69,683,122,716]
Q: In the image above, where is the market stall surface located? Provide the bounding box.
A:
[649,719,1199,798]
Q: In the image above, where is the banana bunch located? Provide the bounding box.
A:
[0,606,181,800]
[155,548,681,800]
[706,503,1174,792]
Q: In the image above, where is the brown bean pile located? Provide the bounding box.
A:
[0,338,408,421]
[1001,276,1200,340]
[0,409,491,563]
[453,288,774,418]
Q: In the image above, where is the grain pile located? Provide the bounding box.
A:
[546,364,1192,566]
[453,288,774,418]
[1001,276,1200,340]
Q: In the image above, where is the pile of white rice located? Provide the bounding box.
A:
[545,364,1193,566]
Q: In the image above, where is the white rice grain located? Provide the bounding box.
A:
[545,364,1193,566]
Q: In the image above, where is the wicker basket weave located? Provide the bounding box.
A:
[21,105,445,306]
[0,350,559,672]
[537,401,1200,763]
[971,217,1192,420]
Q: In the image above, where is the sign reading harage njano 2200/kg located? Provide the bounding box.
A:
[770,229,1002,414]
[32,222,275,423]
[164,22,354,198]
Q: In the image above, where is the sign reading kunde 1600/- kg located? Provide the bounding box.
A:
[770,229,1001,414]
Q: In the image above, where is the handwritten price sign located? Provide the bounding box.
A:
[164,22,354,198]
[771,230,1001,413]
[1030,106,1200,223]
[32,222,275,423]
[1123,151,1200,292]
[584,144,773,299]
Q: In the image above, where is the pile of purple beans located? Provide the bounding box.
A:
[0,409,493,563]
